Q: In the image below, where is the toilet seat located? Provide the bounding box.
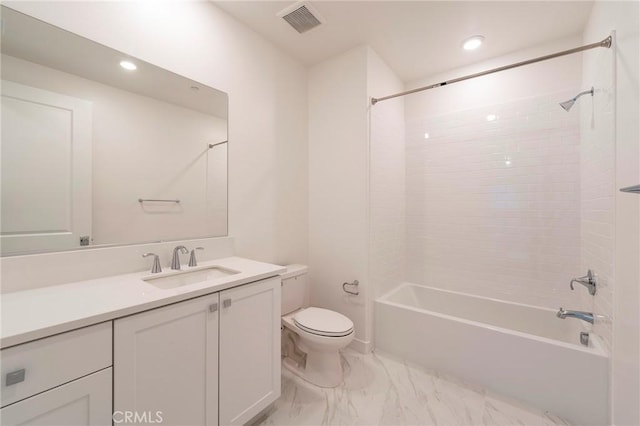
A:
[293,307,354,337]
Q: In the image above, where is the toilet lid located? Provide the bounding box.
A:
[294,307,354,337]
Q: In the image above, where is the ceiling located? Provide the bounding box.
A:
[213,1,594,82]
[2,5,228,118]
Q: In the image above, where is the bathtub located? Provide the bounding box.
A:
[375,283,608,426]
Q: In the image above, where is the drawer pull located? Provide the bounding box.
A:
[223,299,232,308]
[209,303,218,313]
[6,369,25,386]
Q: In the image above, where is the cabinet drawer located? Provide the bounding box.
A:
[1,322,112,407]
[0,367,112,426]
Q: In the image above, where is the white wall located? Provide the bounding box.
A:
[308,45,404,352]
[3,0,308,267]
[308,46,370,352]
[405,36,584,120]
[2,54,228,246]
[368,53,405,300]
[583,2,640,425]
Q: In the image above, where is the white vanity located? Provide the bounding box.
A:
[1,256,284,426]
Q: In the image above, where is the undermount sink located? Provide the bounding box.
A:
[143,266,240,290]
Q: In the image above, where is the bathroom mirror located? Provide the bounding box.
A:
[0,6,228,256]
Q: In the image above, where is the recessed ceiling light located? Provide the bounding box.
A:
[424,132,430,139]
[486,114,498,122]
[119,60,137,71]
[463,35,484,51]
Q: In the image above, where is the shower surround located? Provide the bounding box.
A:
[405,90,583,310]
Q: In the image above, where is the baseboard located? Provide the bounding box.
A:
[348,337,373,354]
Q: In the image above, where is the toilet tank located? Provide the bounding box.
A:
[280,264,309,315]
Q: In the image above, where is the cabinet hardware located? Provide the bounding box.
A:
[223,299,232,308]
[209,303,218,313]
[6,369,26,386]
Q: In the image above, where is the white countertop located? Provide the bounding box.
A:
[1,257,286,348]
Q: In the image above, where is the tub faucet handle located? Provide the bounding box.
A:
[570,269,597,295]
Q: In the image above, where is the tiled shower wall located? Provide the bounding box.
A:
[580,43,615,351]
[405,90,586,309]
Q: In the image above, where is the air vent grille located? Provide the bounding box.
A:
[281,4,322,34]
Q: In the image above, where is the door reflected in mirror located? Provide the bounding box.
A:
[0,6,228,256]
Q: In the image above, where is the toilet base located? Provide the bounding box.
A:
[283,351,344,388]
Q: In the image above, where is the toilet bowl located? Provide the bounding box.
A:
[280,266,355,388]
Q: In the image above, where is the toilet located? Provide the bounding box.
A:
[280,264,355,388]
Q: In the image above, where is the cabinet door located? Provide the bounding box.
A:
[0,367,112,426]
[219,277,281,426]
[114,294,219,426]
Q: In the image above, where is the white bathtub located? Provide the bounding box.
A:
[375,283,608,426]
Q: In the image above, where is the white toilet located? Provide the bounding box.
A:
[280,265,355,388]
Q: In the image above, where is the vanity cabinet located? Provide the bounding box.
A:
[0,322,113,426]
[114,276,281,426]
[219,277,281,425]
[114,292,220,425]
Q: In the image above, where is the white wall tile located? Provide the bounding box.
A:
[405,90,584,310]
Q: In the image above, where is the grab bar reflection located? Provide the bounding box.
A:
[138,198,180,204]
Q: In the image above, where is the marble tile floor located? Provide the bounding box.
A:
[258,349,571,426]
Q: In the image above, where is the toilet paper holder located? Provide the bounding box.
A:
[342,280,359,296]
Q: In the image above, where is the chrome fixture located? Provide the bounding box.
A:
[342,280,359,296]
[559,87,594,111]
[371,36,611,105]
[188,247,204,267]
[208,140,228,149]
[620,184,640,194]
[580,332,590,347]
[570,269,597,295]
[171,245,189,270]
[557,307,594,324]
[142,252,162,274]
[138,198,180,204]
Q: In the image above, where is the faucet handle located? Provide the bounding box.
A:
[189,247,204,267]
[142,252,162,274]
[570,269,597,295]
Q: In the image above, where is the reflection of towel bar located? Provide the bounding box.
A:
[138,198,180,204]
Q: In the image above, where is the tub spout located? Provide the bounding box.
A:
[557,307,594,324]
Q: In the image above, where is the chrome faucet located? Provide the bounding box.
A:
[570,269,597,295]
[556,307,594,324]
[171,245,188,270]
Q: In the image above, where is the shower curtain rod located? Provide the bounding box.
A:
[371,35,612,105]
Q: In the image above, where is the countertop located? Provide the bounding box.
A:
[1,257,286,348]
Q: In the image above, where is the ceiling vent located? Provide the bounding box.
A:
[277,2,324,34]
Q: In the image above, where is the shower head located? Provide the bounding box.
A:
[560,99,576,111]
[559,87,594,111]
